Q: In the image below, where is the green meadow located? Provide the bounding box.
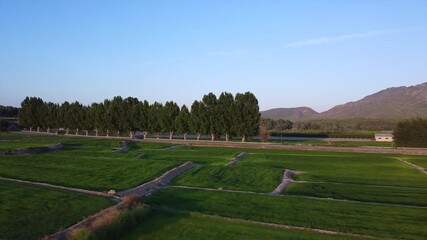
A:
[0,180,114,239]
[0,132,426,240]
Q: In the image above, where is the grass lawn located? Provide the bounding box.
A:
[403,156,427,169]
[278,140,393,148]
[1,133,427,239]
[174,164,282,192]
[244,152,427,188]
[286,182,427,206]
[122,209,361,240]
[0,180,114,240]
[0,136,185,191]
[0,133,61,151]
[145,187,427,240]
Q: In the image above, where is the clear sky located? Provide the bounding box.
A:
[1,0,426,112]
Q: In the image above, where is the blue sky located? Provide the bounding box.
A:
[1,0,426,112]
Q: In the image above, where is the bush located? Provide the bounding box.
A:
[69,228,93,240]
[92,207,149,240]
[121,194,141,210]
[394,118,427,147]
[259,127,270,142]
[0,119,9,132]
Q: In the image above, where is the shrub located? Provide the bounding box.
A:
[121,194,141,210]
[259,127,270,142]
[69,228,93,240]
[394,118,427,147]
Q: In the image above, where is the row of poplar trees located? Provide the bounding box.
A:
[18,92,260,142]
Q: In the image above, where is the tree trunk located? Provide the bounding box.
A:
[66,128,69,135]
[157,133,159,140]
[144,132,147,140]
[37,127,40,132]
[130,131,133,138]
[106,130,109,137]
[211,133,215,141]
[242,135,246,142]
[117,131,120,138]
[76,128,79,135]
[197,133,201,141]
[225,134,229,142]
[95,129,99,137]
[47,127,50,133]
[86,130,88,136]
[169,131,173,140]
[29,127,32,131]
[184,133,187,141]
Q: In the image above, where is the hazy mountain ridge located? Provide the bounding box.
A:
[260,107,319,121]
[261,82,427,120]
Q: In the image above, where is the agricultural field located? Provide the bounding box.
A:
[0,132,426,240]
[0,180,114,239]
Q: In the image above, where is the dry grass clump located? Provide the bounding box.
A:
[259,126,270,142]
[68,228,92,240]
[90,208,120,229]
[121,194,142,210]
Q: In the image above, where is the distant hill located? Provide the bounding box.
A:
[261,82,427,120]
[260,107,318,121]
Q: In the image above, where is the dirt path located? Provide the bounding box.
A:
[47,203,124,240]
[0,176,117,199]
[118,161,197,197]
[225,152,246,166]
[112,140,128,153]
[270,169,304,195]
[46,162,196,239]
[170,185,427,209]
[394,157,427,175]
[19,131,427,155]
[163,145,187,150]
[0,143,63,156]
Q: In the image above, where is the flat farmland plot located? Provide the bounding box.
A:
[122,209,360,240]
[0,137,185,191]
[0,180,114,240]
[144,187,427,240]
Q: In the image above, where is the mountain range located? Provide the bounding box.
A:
[261,82,427,121]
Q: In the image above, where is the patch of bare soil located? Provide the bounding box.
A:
[270,169,304,195]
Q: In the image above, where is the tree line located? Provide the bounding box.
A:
[260,118,293,131]
[18,92,260,142]
[291,118,398,131]
[394,118,427,147]
[0,105,19,118]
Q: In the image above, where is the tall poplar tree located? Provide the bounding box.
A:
[218,92,235,141]
[176,105,190,140]
[161,101,180,139]
[202,93,219,141]
[234,92,260,142]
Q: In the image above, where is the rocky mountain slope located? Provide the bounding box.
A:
[261,82,427,120]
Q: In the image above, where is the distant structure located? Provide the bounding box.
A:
[375,133,393,142]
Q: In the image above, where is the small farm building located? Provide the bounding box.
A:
[375,133,393,142]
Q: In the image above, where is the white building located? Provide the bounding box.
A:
[375,133,393,142]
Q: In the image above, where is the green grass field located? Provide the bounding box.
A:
[0,133,61,150]
[278,140,392,148]
[0,132,426,240]
[286,182,427,206]
[144,187,427,240]
[0,136,185,191]
[122,209,360,240]
[403,156,427,169]
[0,180,114,240]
